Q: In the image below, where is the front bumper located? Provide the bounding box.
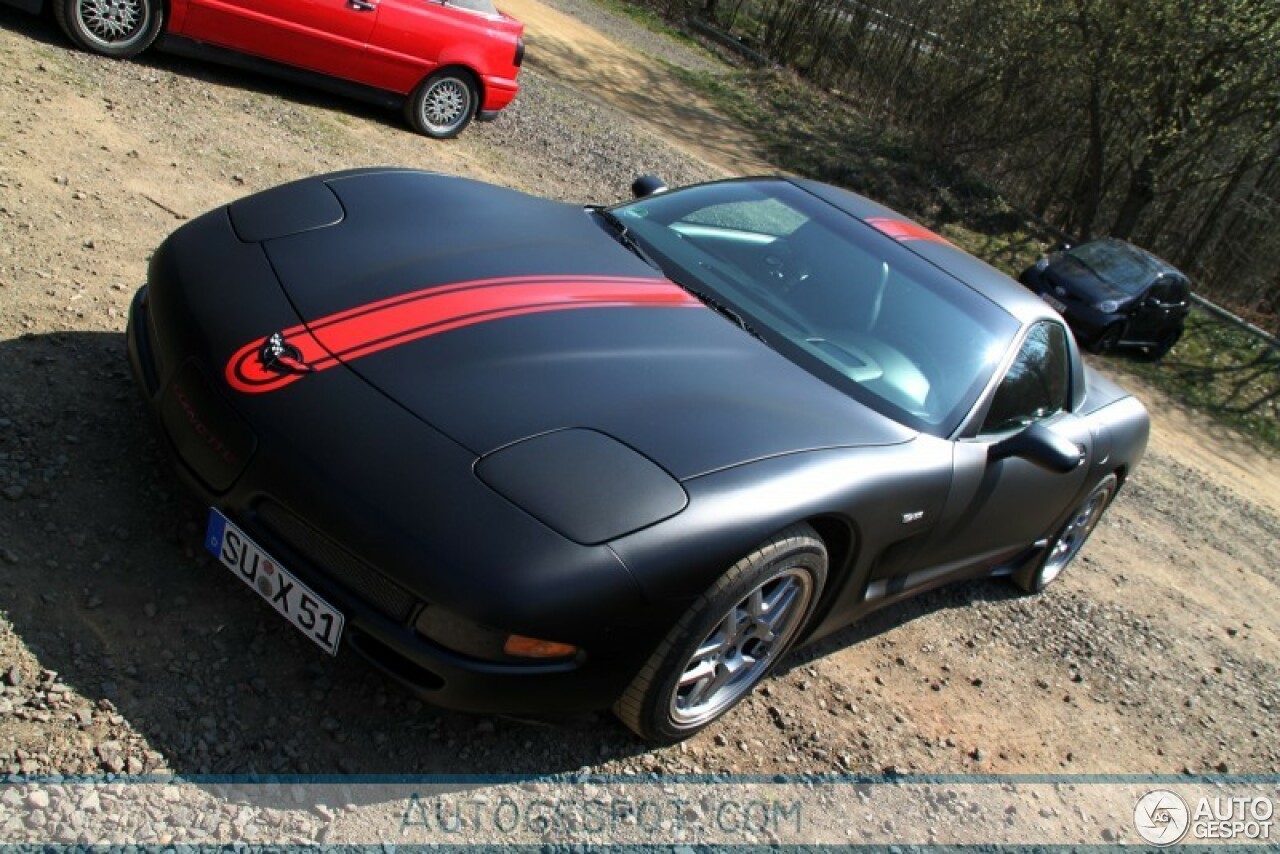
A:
[125,226,671,715]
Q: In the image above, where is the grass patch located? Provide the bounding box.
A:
[1120,313,1280,450]
[590,0,712,54]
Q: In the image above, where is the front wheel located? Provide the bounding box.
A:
[614,524,827,743]
[404,70,478,139]
[1137,327,1183,362]
[1013,474,1118,594]
[54,0,163,58]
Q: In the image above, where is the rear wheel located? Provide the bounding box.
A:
[1013,474,1118,594]
[1088,323,1123,355]
[614,524,827,743]
[54,0,163,57]
[404,70,478,139]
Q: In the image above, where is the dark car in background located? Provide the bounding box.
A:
[0,0,524,138]
[1019,238,1192,360]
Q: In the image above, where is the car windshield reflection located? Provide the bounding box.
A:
[1062,239,1161,294]
[611,179,1019,434]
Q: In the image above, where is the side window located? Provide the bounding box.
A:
[981,322,1070,434]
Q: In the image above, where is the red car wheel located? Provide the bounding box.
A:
[405,70,478,139]
[55,0,163,58]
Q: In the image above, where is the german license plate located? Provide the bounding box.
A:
[204,509,344,655]
[1041,293,1068,314]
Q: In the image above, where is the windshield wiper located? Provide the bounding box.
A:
[590,207,661,270]
[589,207,768,345]
[678,283,770,345]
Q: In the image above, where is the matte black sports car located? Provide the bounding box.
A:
[127,170,1149,742]
[1019,238,1192,360]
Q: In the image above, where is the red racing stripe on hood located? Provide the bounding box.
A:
[225,275,701,394]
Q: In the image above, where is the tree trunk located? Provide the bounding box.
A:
[1110,154,1157,239]
[1177,139,1263,272]
[1068,76,1106,238]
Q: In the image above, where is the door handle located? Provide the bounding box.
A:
[348,0,376,10]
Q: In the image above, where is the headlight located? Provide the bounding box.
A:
[475,428,687,545]
[1034,257,1050,272]
[1096,299,1120,314]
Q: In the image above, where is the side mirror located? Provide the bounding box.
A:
[631,175,668,198]
[990,422,1084,473]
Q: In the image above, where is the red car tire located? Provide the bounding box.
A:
[405,69,478,139]
[54,0,163,58]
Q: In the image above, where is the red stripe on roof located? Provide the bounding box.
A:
[865,217,954,246]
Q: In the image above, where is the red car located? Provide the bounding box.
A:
[3,0,524,137]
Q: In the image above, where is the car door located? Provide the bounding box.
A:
[360,0,459,93]
[917,320,1094,576]
[179,0,377,81]
[1127,278,1187,343]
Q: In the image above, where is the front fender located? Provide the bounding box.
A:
[609,439,952,608]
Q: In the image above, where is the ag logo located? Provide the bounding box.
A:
[1134,790,1190,846]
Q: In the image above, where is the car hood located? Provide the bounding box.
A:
[1046,255,1131,305]
[238,170,915,479]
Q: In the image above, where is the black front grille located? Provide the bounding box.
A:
[255,501,417,623]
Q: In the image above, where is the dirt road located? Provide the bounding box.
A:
[0,0,1276,811]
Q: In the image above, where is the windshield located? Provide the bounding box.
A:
[1063,240,1161,295]
[609,179,1019,434]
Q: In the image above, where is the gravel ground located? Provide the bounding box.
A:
[0,0,1278,844]
[471,71,720,202]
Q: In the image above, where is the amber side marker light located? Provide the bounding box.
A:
[503,634,578,659]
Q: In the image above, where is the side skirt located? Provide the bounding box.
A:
[862,539,1048,605]
[155,34,404,112]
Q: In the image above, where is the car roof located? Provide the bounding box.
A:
[784,177,1059,329]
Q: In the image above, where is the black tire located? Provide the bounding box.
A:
[54,0,163,58]
[1136,326,1183,362]
[614,523,827,743]
[1088,323,1123,355]
[404,69,478,139]
[1012,474,1118,594]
